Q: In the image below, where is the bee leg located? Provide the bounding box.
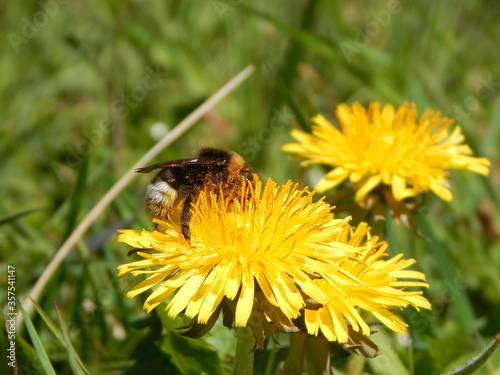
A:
[181,224,190,241]
[180,195,194,241]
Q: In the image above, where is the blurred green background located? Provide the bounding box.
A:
[1,1,499,374]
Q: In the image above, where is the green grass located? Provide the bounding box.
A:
[1,1,500,374]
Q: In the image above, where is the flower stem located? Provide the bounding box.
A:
[234,326,254,375]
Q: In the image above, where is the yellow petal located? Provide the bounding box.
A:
[235,267,255,326]
[314,168,350,192]
[354,175,382,202]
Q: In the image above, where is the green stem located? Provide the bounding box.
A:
[443,334,500,375]
[345,354,365,375]
[283,332,307,375]
[234,326,254,375]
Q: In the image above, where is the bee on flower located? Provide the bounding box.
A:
[117,174,430,350]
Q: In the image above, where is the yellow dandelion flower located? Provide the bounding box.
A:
[117,179,362,328]
[304,223,431,343]
[118,178,430,344]
[282,102,491,202]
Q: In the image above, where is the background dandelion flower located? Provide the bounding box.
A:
[282,102,491,202]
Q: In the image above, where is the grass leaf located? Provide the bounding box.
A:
[18,299,57,375]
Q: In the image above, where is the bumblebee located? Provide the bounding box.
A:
[136,148,256,239]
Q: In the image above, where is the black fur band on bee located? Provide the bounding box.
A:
[136,148,256,240]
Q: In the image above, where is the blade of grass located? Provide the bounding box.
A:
[262,63,309,132]
[266,0,318,131]
[242,4,372,82]
[18,299,57,375]
[367,330,409,375]
[415,214,476,336]
[54,303,91,375]
[30,299,91,375]
[0,207,46,226]
[20,64,255,327]
[30,298,64,344]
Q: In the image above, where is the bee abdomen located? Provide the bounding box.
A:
[145,180,179,219]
